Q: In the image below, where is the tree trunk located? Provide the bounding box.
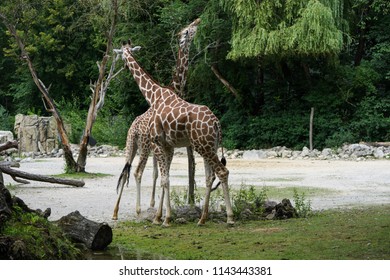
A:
[354,3,372,67]
[56,211,112,250]
[76,0,119,172]
[0,166,84,187]
[309,107,314,151]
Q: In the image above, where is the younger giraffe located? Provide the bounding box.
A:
[118,38,234,226]
[112,19,200,220]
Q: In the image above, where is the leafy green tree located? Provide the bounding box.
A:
[221,0,349,59]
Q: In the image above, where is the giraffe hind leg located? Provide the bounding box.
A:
[210,156,226,192]
[113,163,132,220]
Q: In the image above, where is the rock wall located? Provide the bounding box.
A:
[14,114,59,154]
[232,144,390,160]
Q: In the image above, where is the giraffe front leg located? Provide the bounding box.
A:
[153,187,164,225]
[222,180,234,225]
[198,162,214,226]
[198,186,211,226]
[162,180,171,227]
[161,147,173,227]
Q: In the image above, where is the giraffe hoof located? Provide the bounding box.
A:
[112,216,118,221]
[161,218,171,227]
[153,218,162,225]
[226,219,235,226]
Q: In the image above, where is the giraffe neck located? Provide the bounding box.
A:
[171,46,189,97]
[124,50,162,106]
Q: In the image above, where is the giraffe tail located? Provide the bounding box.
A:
[211,155,227,192]
[116,162,132,194]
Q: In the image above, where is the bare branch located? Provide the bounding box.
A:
[211,64,240,99]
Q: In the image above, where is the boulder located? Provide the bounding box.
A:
[242,150,267,159]
[14,114,59,154]
[0,131,14,144]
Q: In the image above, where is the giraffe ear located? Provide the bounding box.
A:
[131,46,142,52]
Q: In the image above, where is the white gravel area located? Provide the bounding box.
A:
[3,156,390,224]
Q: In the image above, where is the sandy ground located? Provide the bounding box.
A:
[4,155,390,224]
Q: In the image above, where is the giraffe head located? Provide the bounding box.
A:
[113,39,141,60]
[178,18,201,50]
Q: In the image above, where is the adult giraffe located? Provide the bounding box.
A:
[117,38,234,227]
[112,19,199,220]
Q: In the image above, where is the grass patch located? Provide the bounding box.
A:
[264,177,303,182]
[264,185,339,200]
[111,205,390,260]
[53,172,111,179]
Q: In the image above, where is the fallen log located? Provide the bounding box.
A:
[0,140,18,152]
[56,211,112,250]
[0,166,85,187]
[360,141,390,147]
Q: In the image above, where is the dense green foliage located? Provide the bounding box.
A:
[1,0,389,149]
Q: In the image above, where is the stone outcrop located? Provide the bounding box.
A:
[14,114,59,154]
[0,131,14,144]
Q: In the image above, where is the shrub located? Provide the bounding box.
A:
[232,185,268,219]
[292,188,312,218]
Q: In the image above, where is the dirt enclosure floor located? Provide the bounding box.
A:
[4,155,390,224]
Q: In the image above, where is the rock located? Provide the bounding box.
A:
[373,148,384,159]
[321,148,333,158]
[281,149,292,158]
[301,146,310,157]
[265,210,276,220]
[274,199,298,219]
[14,114,60,154]
[264,200,278,213]
[0,131,14,144]
[242,150,267,159]
[139,207,157,222]
[174,205,202,223]
[266,151,278,158]
[239,208,255,220]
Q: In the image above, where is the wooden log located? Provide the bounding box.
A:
[360,141,390,147]
[0,166,85,187]
[56,211,112,250]
[0,140,18,152]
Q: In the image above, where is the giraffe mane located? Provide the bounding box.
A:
[123,46,174,93]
